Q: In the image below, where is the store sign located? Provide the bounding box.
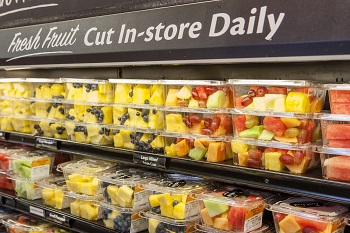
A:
[133,152,167,169]
[45,210,71,227]
[0,0,349,67]
[35,138,57,150]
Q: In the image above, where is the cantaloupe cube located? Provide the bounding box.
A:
[207,142,226,162]
[238,152,249,166]
[174,139,190,157]
[213,217,231,231]
[201,208,215,226]
[278,215,301,233]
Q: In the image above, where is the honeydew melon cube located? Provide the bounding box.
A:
[265,94,285,110]
[253,97,266,111]
[258,130,275,141]
[203,200,229,217]
[207,90,226,109]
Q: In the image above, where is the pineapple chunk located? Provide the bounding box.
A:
[107,185,119,198]
[133,84,151,104]
[114,84,133,103]
[149,85,164,105]
[149,194,162,207]
[173,202,185,219]
[116,185,134,205]
[165,114,189,133]
[158,193,172,206]
[160,205,174,218]
[80,202,98,220]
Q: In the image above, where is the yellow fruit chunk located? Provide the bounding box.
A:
[107,185,119,198]
[285,92,310,113]
[133,84,151,104]
[176,85,192,99]
[285,156,311,174]
[207,142,226,162]
[165,114,189,133]
[116,185,134,207]
[149,194,162,207]
[80,202,98,220]
[213,218,231,231]
[70,200,81,216]
[194,139,205,149]
[149,111,164,129]
[165,89,180,106]
[201,208,215,226]
[231,141,248,153]
[279,215,301,233]
[160,205,174,218]
[238,152,249,166]
[165,143,177,157]
[150,84,164,105]
[114,84,133,103]
[265,152,285,172]
[51,84,65,97]
[274,136,298,143]
[151,136,164,148]
[158,193,172,206]
[173,202,185,219]
[280,118,301,128]
[174,139,190,157]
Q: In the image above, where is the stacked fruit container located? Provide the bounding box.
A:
[316,84,350,183]
[229,79,325,174]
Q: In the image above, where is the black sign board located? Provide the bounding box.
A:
[133,152,167,169]
[35,138,57,150]
[45,210,71,227]
[0,0,349,67]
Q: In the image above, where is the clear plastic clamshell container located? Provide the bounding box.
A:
[163,80,233,110]
[229,79,325,114]
[109,79,165,106]
[164,137,232,163]
[144,174,205,221]
[61,78,114,103]
[233,114,321,145]
[30,100,65,120]
[266,197,349,233]
[27,78,65,101]
[0,98,33,117]
[35,176,74,209]
[8,175,42,200]
[0,78,33,98]
[100,202,148,232]
[231,140,319,174]
[57,159,116,196]
[31,120,67,139]
[324,83,350,114]
[1,214,53,233]
[10,151,54,180]
[196,186,272,232]
[64,103,113,124]
[67,192,102,221]
[142,210,196,233]
[100,169,157,209]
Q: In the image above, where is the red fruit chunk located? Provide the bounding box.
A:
[196,86,208,100]
[279,153,294,165]
[235,96,245,109]
[249,86,259,92]
[294,150,304,164]
[297,129,308,144]
[205,86,219,95]
[246,195,262,201]
[256,86,268,97]
[326,124,350,139]
[227,206,246,230]
[247,158,262,168]
[176,138,185,143]
[191,88,200,100]
[188,114,202,123]
[294,216,328,231]
[290,87,309,94]
[331,102,350,114]
[268,86,287,95]
[263,116,287,137]
[202,128,213,135]
[305,120,316,131]
[182,117,192,128]
[215,114,232,130]
[241,96,253,107]
[273,212,286,223]
[248,148,262,160]
[204,118,212,128]
[234,115,247,132]
[247,90,256,97]
[210,117,221,132]
[298,119,309,129]
[329,139,350,148]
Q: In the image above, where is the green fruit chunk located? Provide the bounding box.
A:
[203,200,229,217]
[258,130,275,141]
[207,90,226,108]
[189,147,208,161]
[239,125,264,138]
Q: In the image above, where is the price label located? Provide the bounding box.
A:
[29,206,45,217]
[35,138,57,150]
[45,210,71,227]
[133,153,167,169]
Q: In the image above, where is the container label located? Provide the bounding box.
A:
[185,200,200,219]
[133,189,151,210]
[35,138,58,150]
[290,201,324,208]
[244,212,263,232]
[45,210,71,227]
[133,152,167,169]
[31,164,50,180]
[130,214,148,233]
[29,206,45,217]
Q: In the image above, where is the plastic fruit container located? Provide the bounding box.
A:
[163,80,233,109]
[0,78,33,98]
[229,79,325,114]
[0,99,33,116]
[65,122,113,146]
[65,103,112,124]
[0,174,14,191]
[27,78,65,100]
[144,175,204,220]
[319,113,350,150]
[36,176,74,209]
[1,214,53,233]
[31,120,67,139]
[267,197,348,233]
[109,79,165,106]
[100,169,157,209]
[57,159,116,196]
[100,202,148,232]
[233,114,320,145]
[68,193,102,221]
[196,186,272,232]
[324,83,350,114]
[7,116,32,134]
[10,151,54,180]
[142,211,195,233]
[62,78,114,103]
[231,140,319,173]
[113,129,165,153]
[165,111,232,136]
[8,175,42,200]
[0,147,28,173]
[164,137,232,163]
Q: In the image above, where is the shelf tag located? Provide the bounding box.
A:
[133,152,167,169]
[29,206,45,217]
[0,131,5,140]
[45,210,71,227]
[35,138,57,150]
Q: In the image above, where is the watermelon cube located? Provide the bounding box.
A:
[322,154,350,182]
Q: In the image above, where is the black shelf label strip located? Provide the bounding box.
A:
[45,210,71,227]
[133,152,168,169]
[35,138,58,150]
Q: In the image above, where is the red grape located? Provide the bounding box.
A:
[247,89,256,97]
[182,117,192,128]
[297,129,307,144]
[298,119,308,129]
[241,96,253,107]
[205,86,219,95]
[204,118,212,128]
[294,150,304,164]
[196,86,208,100]
[256,86,268,97]
[274,213,286,223]
[248,148,262,160]
[247,158,262,168]
[302,227,318,233]
[191,88,200,100]
[188,114,202,123]
[202,128,213,135]
[279,153,294,165]
[284,128,299,138]
[198,99,207,108]
[305,120,316,131]
[210,117,221,132]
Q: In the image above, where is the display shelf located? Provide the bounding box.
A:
[1,131,350,206]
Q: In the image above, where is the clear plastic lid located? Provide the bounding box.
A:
[315,145,350,157]
[228,79,317,87]
[60,78,109,84]
[35,175,67,191]
[108,79,160,85]
[65,191,103,201]
[141,210,197,225]
[57,159,116,174]
[1,215,52,232]
[100,201,144,213]
[0,78,26,83]
[315,113,350,121]
[9,151,53,161]
[161,80,227,86]
[267,197,349,221]
[196,186,272,206]
[99,169,157,186]
[323,83,350,90]
[231,138,313,150]
[25,78,61,83]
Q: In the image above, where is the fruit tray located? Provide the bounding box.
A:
[27,78,66,101]
[162,80,233,110]
[65,121,113,146]
[31,120,67,139]
[36,176,74,209]
[196,186,272,232]
[324,83,350,114]
[233,114,320,145]
[266,197,349,233]
[231,140,319,174]
[165,111,232,137]
[100,169,157,209]
[319,113,350,150]
[64,103,113,124]
[1,214,53,233]
[141,211,196,233]
[109,79,165,106]
[113,105,164,130]
[9,151,54,180]
[164,137,232,163]
[229,79,325,114]
[8,175,42,200]
[144,175,205,220]
[62,78,114,104]
[57,159,116,196]
[0,78,33,98]
[67,192,102,221]
[0,99,33,117]
[100,202,148,232]
[113,128,165,154]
